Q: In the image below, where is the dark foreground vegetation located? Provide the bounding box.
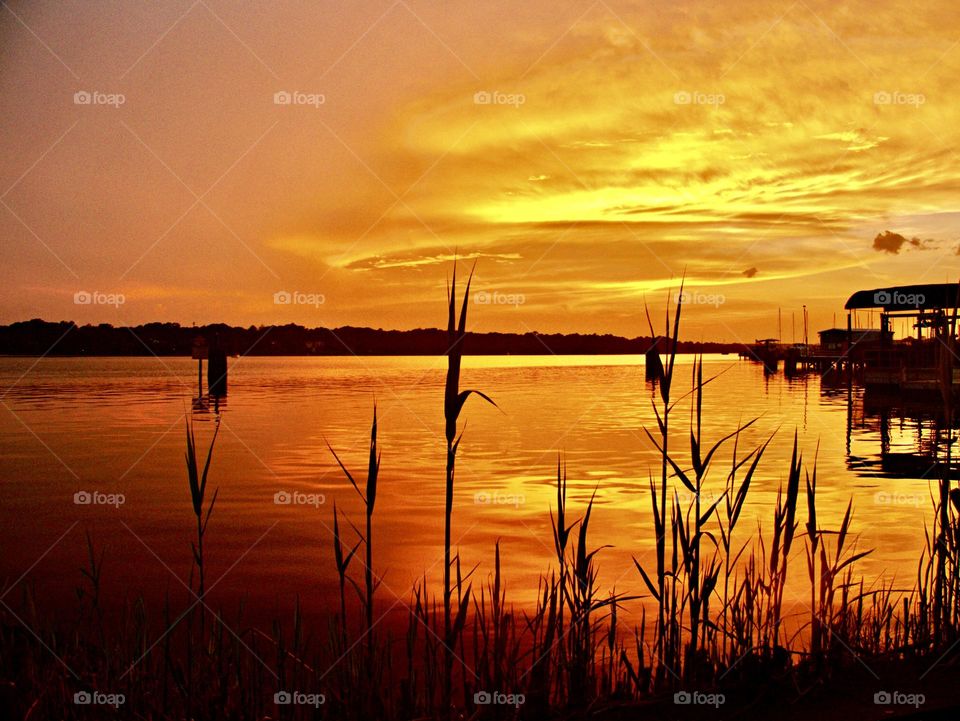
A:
[2,266,960,720]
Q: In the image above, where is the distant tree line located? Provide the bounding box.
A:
[0,319,743,356]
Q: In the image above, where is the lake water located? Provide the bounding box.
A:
[0,354,944,629]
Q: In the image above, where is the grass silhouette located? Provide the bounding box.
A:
[2,265,959,719]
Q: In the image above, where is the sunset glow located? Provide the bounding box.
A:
[10,5,960,718]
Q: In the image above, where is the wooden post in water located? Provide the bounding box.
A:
[645,336,665,382]
[208,335,227,396]
[846,311,852,370]
[785,348,798,375]
[191,336,208,397]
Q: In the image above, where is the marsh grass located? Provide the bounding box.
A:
[327,405,386,717]
[4,274,960,719]
[185,417,220,632]
[435,260,497,714]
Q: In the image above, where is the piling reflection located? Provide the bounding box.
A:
[823,373,960,480]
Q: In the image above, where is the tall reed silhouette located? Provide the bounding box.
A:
[328,405,381,677]
[441,262,495,712]
[185,417,219,634]
[332,500,360,655]
[637,288,682,677]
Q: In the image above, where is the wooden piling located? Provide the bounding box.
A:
[208,339,227,396]
[191,336,208,397]
[645,337,664,381]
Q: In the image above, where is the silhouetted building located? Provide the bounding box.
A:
[818,328,883,351]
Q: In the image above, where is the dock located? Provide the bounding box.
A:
[740,283,960,398]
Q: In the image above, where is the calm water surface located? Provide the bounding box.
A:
[0,354,943,627]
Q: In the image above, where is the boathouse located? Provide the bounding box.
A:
[843,283,960,394]
[817,328,883,352]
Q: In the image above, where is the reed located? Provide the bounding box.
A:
[328,405,380,659]
[566,485,612,702]
[640,288,683,676]
[6,274,960,719]
[637,302,762,686]
[328,404,383,716]
[79,531,106,652]
[181,416,220,717]
[331,500,360,655]
[185,417,220,629]
[441,261,495,714]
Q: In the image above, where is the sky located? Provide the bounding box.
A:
[2,0,960,344]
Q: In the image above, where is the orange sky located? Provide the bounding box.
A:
[2,0,960,343]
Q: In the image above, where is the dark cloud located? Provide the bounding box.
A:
[873,230,932,254]
[743,267,758,278]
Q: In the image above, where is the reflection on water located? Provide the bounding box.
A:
[0,355,950,624]
[858,390,960,480]
[816,370,960,480]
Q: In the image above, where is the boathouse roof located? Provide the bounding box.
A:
[845,284,960,311]
[818,327,881,337]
